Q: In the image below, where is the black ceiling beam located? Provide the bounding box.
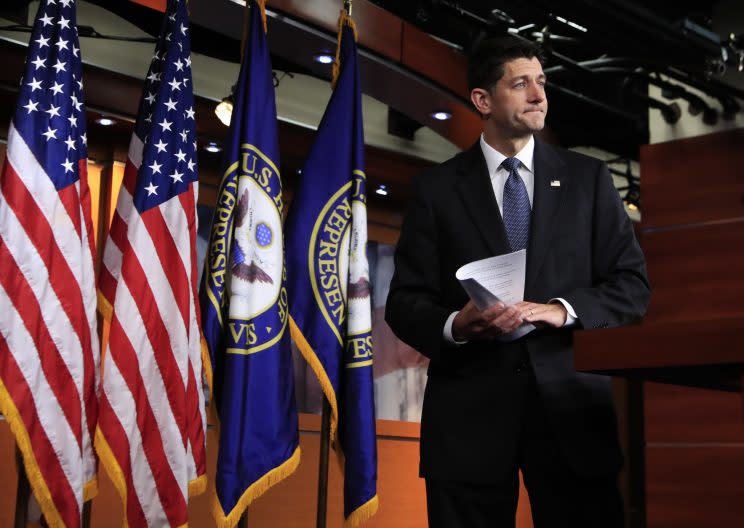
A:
[547,63,727,124]
[547,57,743,115]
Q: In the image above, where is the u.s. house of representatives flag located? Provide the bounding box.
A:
[0,0,100,526]
[285,15,378,527]
[200,1,300,526]
[96,0,208,526]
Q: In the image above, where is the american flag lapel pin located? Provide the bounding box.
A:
[550,180,561,187]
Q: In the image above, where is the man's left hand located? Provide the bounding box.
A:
[515,301,567,328]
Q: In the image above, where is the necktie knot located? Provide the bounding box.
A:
[501,157,520,173]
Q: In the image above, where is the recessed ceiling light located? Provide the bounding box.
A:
[313,53,334,65]
[96,116,115,126]
[431,111,452,121]
[375,184,388,196]
[204,141,222,153]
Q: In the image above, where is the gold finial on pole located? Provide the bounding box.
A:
[332,0,358,88]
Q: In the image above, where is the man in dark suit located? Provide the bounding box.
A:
[385,36,651,527]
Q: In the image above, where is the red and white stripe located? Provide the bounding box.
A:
[0,123,99,528]
[97,133,207,527]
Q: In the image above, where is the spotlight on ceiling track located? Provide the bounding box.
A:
[490,8,516,25]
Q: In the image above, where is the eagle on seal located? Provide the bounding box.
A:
[232,189,273,284]
[347,278,370,299]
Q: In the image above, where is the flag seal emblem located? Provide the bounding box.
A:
[226,144,288,355]
[308,170,372,355]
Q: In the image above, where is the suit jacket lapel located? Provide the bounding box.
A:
[455,143,511,256]
[526,138,567,296]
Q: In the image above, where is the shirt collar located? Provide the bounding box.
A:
[479,134,535,176]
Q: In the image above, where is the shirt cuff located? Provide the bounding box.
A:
[549,298,578,326]
[443,311,468,345]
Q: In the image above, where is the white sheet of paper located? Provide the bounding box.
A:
[455,249,535,341]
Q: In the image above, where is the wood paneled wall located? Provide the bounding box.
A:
[575,127,744,527]
[640,128,744,528]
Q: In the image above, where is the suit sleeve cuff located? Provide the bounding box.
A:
[549,298,578,327]
[443,311,468,345]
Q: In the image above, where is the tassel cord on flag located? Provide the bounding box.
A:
[331,4,359,90]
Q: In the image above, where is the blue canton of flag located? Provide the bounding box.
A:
[15,0,89,188]
[199,2,300,526]
[131,3,198,210]
[285,16,378,527]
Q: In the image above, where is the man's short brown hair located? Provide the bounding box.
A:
[467,36,547,92]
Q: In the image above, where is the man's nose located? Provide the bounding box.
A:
[527,83,544,103]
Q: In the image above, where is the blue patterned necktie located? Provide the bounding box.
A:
[501,157,531,251]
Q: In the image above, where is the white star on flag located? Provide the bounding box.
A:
[27,78,43,91]
[23,100,39,114]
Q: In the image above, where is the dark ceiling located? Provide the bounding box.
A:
[368,0,744,158]
[2,0,742,161]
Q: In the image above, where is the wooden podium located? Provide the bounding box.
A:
[574,127,744,528]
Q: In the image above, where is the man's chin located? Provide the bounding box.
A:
[524,117,545,132]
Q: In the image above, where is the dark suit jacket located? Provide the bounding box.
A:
[385,138,651,483]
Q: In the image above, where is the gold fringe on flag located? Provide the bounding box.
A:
[256,0,268,34]
[211,447,301,528]
[331,8,359,90]
[0,379,72,528]
[346,495,380,528]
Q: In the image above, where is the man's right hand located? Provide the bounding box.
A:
[452,300,526,341]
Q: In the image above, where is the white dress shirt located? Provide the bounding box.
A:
[443,134,577,344]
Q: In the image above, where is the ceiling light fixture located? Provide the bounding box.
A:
[204,141,222,153]
[95,116,115,126]
[551,14,588,33]
[215,95,234,127]
[313,53,334,65]
[375,184,388,196]
[431,111,452,121]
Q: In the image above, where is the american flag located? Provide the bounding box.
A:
[96,0,208,525]
[0,0,99,526]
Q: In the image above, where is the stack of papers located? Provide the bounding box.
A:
[455,249,535,341]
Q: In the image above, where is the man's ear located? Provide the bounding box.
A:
[470,88,491,118]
